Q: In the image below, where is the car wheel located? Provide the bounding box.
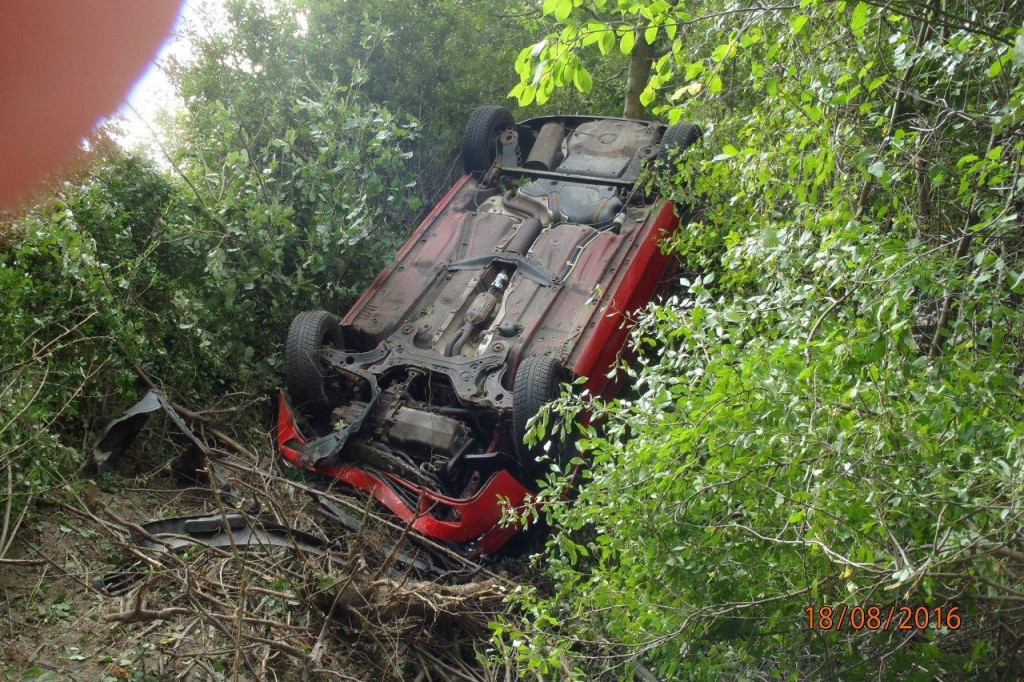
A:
[512,354,566,485]
[657,121,703,162]
[285,310,343,420]
[463,106,516,173]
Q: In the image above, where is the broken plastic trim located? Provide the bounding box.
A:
[93,390,208,473]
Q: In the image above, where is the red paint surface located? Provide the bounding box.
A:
[571,203,680,395]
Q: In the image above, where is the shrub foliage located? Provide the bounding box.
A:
[502,0,1024,678]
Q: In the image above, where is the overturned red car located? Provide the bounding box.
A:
[276,107,701,555]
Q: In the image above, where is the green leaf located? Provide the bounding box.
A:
[867,160,885,177]
[582,21,607,47]
[554,0,572,22]
[709,74,723,94]
[537,76,554,104]
[598,30,615,55]
[655,52,671,76]
[789,14,809,34]
[573,67,593,93]
[712,43,732,62]
[515,46,533,79]
[1010,269,1024,293]
[516,84,536,107]
[542,0,558,16]
[645,23,659,44]
[850,2,869,38]
[620,30,635,55]
[551,60,567,87]
[801,104,822,122]
[957,153,980,168]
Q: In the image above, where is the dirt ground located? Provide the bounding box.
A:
[1,415,519,682]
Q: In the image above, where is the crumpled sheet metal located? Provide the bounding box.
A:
[93,390,208,473]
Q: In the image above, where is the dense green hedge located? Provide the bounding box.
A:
[501,0,1024,678]
[0,86,417,550]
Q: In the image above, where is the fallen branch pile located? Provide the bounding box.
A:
[65,393,521,682]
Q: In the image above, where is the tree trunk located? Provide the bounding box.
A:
[623,20,655,120]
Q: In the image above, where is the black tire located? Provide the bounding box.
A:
[657,121,703,162]
[463,106,516,173]
[284,310,343,419]
[512,354,566,485]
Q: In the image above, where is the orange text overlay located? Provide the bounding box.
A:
[805,605,962,632]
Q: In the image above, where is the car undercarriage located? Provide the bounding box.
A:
[277,108,701,554]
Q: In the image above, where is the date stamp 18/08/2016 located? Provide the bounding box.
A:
[806,605,962,632]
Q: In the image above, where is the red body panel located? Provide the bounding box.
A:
[570,203,680,394]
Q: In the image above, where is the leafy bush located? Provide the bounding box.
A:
[0,76,418,554]
[501,0,1024,678]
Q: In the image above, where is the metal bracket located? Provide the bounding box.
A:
[374,327,512,409]
[494,164,635,188]
[448,253,557,287]
[320,326,511,410]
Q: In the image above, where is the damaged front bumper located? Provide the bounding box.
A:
[275,392,532,555]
